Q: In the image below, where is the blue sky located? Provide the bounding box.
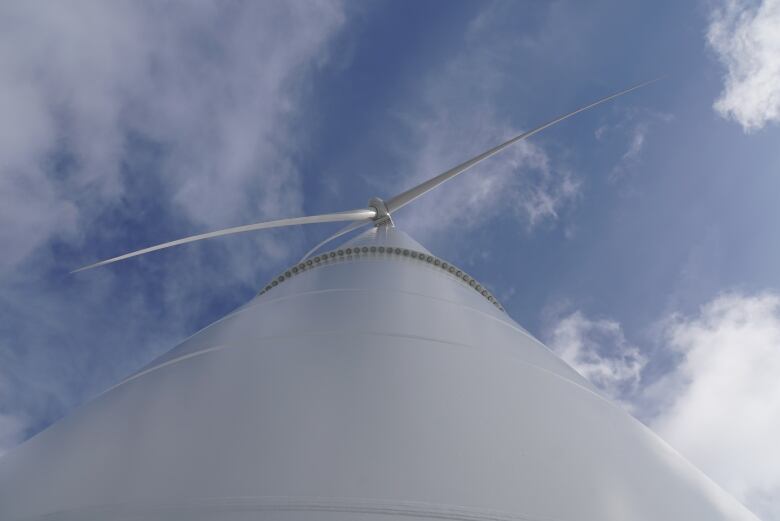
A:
[2,0,780,518]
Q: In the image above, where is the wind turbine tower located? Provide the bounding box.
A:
[0,80,760,521]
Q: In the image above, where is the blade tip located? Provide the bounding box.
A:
[70,263,98,274]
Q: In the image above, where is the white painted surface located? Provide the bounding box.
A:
[0,228,759,520]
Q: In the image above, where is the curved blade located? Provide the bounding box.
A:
[72,208,377,273]
[298,219,373,264]
[385,77,662,213]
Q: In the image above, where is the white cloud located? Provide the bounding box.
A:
[622,126,646,163]
[546,296,780,519]
[649,292,780,520]
[398,105,580,239]
[388,9,580,241]
[607,120,648,181]
[0,0,344,271]
[0,1,345,455]
[708,0,780,132]
[545,310,646,406]
[596,108,672,180]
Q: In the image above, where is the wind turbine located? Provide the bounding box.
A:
[70,79,659,274]
[0,79,760,521]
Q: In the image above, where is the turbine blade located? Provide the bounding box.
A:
[385,77,662,213]
[72,208,377,273]
[298,219,372,264]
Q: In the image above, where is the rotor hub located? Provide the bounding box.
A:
[368,197,393,227]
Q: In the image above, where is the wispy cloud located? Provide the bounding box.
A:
[595,108,673,180]
[0,1,344,271]
[0,0,344,452]
[708,0,780,132]
[386,8,581,243]
[544,309,647,408]
[397,105,580,239]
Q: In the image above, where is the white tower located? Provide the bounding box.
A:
[0,80,759,520]
[0,226,758,520]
